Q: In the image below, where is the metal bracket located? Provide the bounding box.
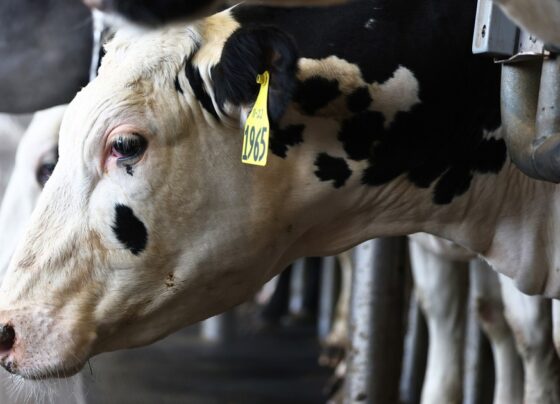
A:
[473,0,548,63]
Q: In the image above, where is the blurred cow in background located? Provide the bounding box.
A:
[0,108,85,404]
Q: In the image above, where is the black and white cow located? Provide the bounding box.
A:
[0,0,556,379]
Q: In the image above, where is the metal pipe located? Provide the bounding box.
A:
[200,311,236,342]
[90,10,106,81]
[289,259,307,317]
[501,56,560,182]
[318,256,338,341]
[344,238,406,404]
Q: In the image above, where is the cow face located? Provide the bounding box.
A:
[0,10,305,379]
[0,107,63,282]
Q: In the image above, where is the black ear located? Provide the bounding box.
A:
[212,25,299,122]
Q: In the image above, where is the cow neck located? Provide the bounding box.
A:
[430,160,560,297]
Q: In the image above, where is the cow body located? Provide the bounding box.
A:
[411,234,560,404]
[0,0,557,379]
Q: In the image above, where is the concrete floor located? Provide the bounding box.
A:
[82,318,330,404]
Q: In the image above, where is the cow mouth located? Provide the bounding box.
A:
[4,359,86,380]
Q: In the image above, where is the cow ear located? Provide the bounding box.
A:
[212,26,299,122]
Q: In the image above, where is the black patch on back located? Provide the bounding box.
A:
[174,75,183,94]
[270,124,305,158]
[338,112,385,161]
[233,1,506,205]
[347,87,372,113]
[185,56,220,120]
[112,204,148,255]
[294,77,341,115]
[314,153,352,188]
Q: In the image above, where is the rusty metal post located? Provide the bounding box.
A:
[344,238,406,403]
[318,256,338,340]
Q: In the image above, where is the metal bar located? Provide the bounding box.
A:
[318,256,338,341]
[289,259,307,317]
[90,10,105,81]
[554,300,560,357]
[473,0,518,57]
[344,237,406,403]
[200,311,236,342]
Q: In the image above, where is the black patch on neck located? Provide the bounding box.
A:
[314,153,352,188]
[112,204,148,255]
[184,55,219,121]
[270,124,305,158]
[294,77,341,115]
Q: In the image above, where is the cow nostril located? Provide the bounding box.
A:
[0,324,15,352]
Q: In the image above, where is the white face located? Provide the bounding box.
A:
[0,14,307,379]
[0,107,63,281]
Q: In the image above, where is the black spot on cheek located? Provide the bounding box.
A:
[314,153,352,188]
[125,165,134,176]
[112,204,148,255]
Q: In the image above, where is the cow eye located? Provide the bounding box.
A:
[111,134,147,163]
[36,163,56,188]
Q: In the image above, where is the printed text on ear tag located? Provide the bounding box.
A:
[242,71,270,166]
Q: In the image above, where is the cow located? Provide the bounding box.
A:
[0,0,558,379]
[410,234,560,404]
[0,108,87,403]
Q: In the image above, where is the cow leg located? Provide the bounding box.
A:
[470,260,523,404]
[323,252,352,352]
[500,276,560,404]
[409,239,468,404]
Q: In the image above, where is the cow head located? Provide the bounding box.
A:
[0,10,308,378]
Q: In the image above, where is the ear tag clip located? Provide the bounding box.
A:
[242,71,270,166]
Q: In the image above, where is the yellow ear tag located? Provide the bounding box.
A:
[242,71,270,166]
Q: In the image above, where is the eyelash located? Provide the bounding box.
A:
[111,134,148,165]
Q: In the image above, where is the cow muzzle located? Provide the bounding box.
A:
[0,308,94,379]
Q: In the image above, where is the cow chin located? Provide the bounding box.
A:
[0,306,95,379]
